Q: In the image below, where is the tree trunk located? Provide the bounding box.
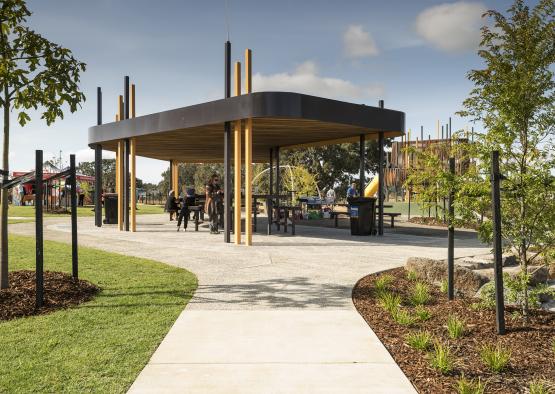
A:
[0,89,10,289]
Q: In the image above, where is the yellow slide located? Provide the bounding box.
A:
[364,176,379,197]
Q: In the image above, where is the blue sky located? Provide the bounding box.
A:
[6,0,515,182]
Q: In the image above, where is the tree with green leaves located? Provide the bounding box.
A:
[77,159,116,191]
[458,0,555,316]
[0,0,86,288]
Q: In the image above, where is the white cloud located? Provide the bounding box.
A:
[415,2,486,52]
[253,61,384,101]
[75,148,115,164]
[343,24,379,58]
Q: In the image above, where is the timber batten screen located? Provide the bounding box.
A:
[88,91,404,162]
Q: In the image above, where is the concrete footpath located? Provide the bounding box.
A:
[11,215,488,393]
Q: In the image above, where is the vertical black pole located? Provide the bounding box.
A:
[223,40,231,243]
[378,99,385,235]
[35,150,44,308]
[275,146,280,231]
[70,154,78,279]
[491,150,505,334]
[123,77,130,232]
[359,134,365,197]
[124,139,130,231]
[447,157,455,300]
[268,148,273,235]
[94,87,103,227]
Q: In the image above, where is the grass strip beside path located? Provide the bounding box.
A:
[6,203,164,217]
[0,234,197,393]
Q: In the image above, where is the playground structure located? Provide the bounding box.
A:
[363,121,473,206]
[11,169,94,210]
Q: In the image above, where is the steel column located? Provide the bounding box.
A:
[359,134,365,197]
[70,154,78,279]
[491,150,505,335]
[275,146,280,231]
[223,40,232,243]
[244,49,253,245]
[95,87,103,227]
[234,61,242,244]
[378,99,385,235]
[268,148,273,235]
[35,150,44,308]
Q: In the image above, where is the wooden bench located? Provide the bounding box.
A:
[335,211,401,228]
[382,212,401,228]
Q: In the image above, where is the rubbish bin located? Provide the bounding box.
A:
[103,193,118,224]
[348,197,375,235]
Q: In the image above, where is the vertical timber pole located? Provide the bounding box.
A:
[223,40,232,243]
[359,134,365,197]
[378,100,385,235]
[94,87,103,227]
[244,49,253,245]
[70,154,78,279]
[168,161,173,196]
[491,150,505,335]
[35,150,44,308]
[130,138,136,232]
[124,139,130,231]
[233,61,242,244]
[268,148,273,235]
[447,157,455,300]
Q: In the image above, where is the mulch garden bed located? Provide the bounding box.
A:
[352,267,555,393]
[0,270,99,321]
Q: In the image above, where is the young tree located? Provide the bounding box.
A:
[0,1,86,288]
[458,0,555,316]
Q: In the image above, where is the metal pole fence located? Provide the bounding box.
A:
[70,155,78,279]
[447,157,455,300]
[35,150,44,308]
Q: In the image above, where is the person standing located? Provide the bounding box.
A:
[205,174,222,234]
[176,192,189,232]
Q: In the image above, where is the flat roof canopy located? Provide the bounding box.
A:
[88,91,405,163]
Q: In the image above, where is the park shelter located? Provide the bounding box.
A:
[88,44,405,246]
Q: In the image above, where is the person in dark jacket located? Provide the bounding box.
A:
[176,188,192,232]
[165,190,178,221]
[205,174,222,234]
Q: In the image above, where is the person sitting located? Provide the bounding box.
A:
[165,190,178,221]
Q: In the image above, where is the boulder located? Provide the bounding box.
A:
[405,257,490,297]
[549,264,555,280]
[455,254,517,269]
[472,265,549,286]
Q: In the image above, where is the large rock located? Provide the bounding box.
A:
[474,265,549,286]
[454,254,517,270]
[405,257,490,297]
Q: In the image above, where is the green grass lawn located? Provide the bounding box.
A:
[6,203,164,218]
[0,235,197,393]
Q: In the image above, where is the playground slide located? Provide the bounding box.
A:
[364,176,379,197]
